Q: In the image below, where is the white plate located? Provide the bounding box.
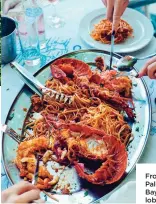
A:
[79,8,154,53]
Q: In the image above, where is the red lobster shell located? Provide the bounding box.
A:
[51,58,92,78]
[38,114,128,185]
[75,135,127,185]
[58,123,127,185]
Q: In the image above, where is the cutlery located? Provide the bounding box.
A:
[10,62,73,104]
[109,30,115,70]
[43,191,59,202]
[1,125,59,202]
[32,154,40,185]
[116,53,156,71]
[1,124,20,143]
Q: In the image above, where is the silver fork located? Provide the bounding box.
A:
[1,124,20,143]
[109,30,115,70]
[1,125,58,203]
[32,154,40,185]
[10,62,73,104]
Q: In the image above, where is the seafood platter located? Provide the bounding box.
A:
[2,50,151,203]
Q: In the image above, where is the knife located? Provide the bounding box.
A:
[109,30,115,70]
[32,154,40,185]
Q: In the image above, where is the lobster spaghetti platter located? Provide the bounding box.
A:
[2,50,151,203]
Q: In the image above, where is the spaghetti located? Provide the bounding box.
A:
[29,68,133,145]
[91,19,133,44]
[15,57,134,190]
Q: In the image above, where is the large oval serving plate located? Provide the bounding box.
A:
[79,8,154,53]
[2,50,151,204]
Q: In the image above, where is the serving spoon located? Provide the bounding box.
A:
[116,53,156,71]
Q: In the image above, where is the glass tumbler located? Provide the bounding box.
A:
[16,12,40,66]
[37,0,65,28]
[23,0,46,49]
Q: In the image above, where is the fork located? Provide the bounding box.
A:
[32,154,40,185]
[10,62,73,104]
[1,125,59,203]
[1,124,20,143]
[109,30,115,70]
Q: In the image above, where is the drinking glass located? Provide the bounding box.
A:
[23,0,46,49]
[16,12,41,66]
[39,0,65,28]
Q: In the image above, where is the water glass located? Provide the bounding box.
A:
[37,0,65,28]
[24,0,46,49]
[16,12,40,66]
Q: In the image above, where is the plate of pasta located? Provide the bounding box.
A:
[79,8,154,53]
[2,50,151,203]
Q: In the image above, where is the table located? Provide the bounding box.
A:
[1,0,156,203]
[128,0,156,8]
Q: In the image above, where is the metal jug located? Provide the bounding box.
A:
[1,16,17,64]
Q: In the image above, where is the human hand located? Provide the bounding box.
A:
[3,0,21,15]
[102,0,129,31]
[1,181,45,203]
[138,56,156,79]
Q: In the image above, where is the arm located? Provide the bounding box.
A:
[3,0,21,14]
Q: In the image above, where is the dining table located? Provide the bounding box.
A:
[1,0,156,203]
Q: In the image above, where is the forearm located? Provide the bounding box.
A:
[3,0,21,14]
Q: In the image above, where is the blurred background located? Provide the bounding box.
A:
[128,0,156,37]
